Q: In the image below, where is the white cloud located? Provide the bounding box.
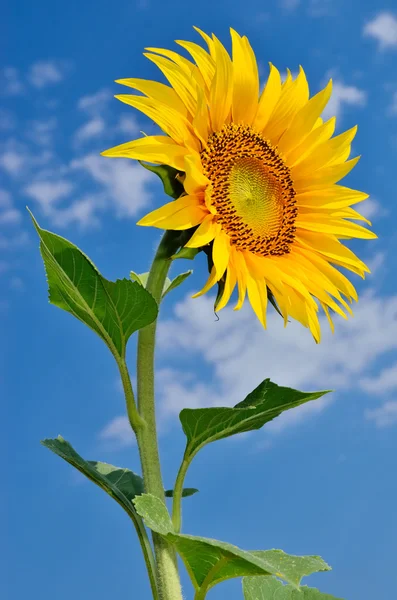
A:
[367,251,386,275]
[9,276,24,291]
[388,90,397,115]
[281,0,300,10]
[363,12,397,50]
[50,195,102,229]
[77,88,112,115]
[1,67,24,96]
[74,117,105,144]
[0,151,25,176]
[28,60,66,88]
[322,81,367,121]
[70,154,154,217]
[27,118,58,146]
[117,115,139,136]
[0,108,16,130]
[0,139,53,177]
[24,180,74,212]
[365,402,397,428]
[360,362,397,395]
[358,198,385,220]
[0,189,11,208]
[98,416,135,448]
[0,231,29,250]
[156,289,397,435]
[0,208,21,225]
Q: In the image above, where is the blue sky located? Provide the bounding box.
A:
[2,1,397,599]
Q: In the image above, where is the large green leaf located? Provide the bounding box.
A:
[42,436,142,518]
[180,379,330,460]
[134,494,330,595]
[31,212,158,359]
[243,576,343,599]
[43,437,198,502]
[139,162,184,199]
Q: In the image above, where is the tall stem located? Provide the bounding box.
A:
[136,231,183,600]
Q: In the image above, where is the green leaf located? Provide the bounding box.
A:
[162,270,192,298]
[131,269,192,300]
[42,436,142,519]
[30,211,158,359]
[243,577,343,600]
[134,494,330,595]
[172,246,199,260]
[139,162,184,199]
[180,379,330,461]
[164,487,199,498]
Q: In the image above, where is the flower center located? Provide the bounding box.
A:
[200,124,297,256]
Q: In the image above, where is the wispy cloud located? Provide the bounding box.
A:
[28,60,68,88]
[0,67,24,96]
[98,415,136,448]
[322,80,367,122]
[365,402,397,428]
[156,288,397,436]
[74,117,105,145]
[363,12,397,50]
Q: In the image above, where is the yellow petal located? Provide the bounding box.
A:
[230,29,259,125]
[101,135,189,170]
[295,185,369,209]
[232,248,248,310]
[296,230,370,273]
[286,117,336,167]
[216,264,237,311]
[192,265,217,297]
[115,78,187,117]
[293,126,357,178]
[137,195,206,230]
[193,26,216,59]
[185,214,220,247]
[192,85,209,146]
[115,95,199,150]
[183,154,210,194]
[253,63,282,132]
[143,53,198,118]
[296,213,377,239]
[246,274,268,328]
[175,39,215,91]
[294,156,361,190]
[265,66,309,144]
[278,79,332,154]
[209,35,233,132]
[320,302,335,334]
[212,229,231,279]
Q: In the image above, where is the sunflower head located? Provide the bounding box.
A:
[102,27,376,342]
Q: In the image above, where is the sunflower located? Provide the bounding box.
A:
[102,27,376,342]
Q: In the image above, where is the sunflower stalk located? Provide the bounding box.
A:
[135,230,184,600]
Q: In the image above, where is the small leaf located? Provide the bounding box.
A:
[134,494,330,594]
[139,162,184,199]
[30,211,158,359]
[42,436,143,518]
[172,247,199,260]
[164,487,199,498]
[162,270,192,298]
[130,270,191,299]
[180,379,330,461]
[243,577,343,599]
[134,493,174,536]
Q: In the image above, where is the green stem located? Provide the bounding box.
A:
[136,231,184,600]
[117,359,158,598]
[172,456,190,532]
[131,516,160,600]
[118,357,146,433]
